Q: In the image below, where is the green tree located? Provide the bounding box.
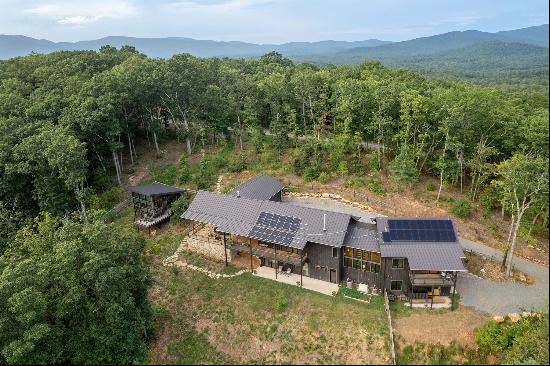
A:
[390,144,419,191]
[0,214,151,364]
[494,153,549,276]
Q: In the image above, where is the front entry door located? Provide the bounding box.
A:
[329,269,337,283]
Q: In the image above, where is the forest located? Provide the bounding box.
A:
[0,46,548,363]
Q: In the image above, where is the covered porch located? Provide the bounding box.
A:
[408,271,459,309]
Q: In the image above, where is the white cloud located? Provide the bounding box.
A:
[167,0,275,12]
[25,0,138,25]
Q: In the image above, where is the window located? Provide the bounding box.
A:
[343,247,352,257]
[392,258,404,269]
[344,257,353,268]
[332,247,338,258]
[342,247,380,273]
[391,280,403,291]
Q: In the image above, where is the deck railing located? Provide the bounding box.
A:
[410,272,454,286]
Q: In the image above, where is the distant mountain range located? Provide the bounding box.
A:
[1,24,547,61]
[1,24,548,89]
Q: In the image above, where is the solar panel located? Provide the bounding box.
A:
[248,212,301,246]
[385,219,457,242]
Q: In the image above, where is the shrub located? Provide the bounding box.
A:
[150,163,178,185]
[228,153,247,173]
[170,195,191,222]
[178,154,192,183]
[211,155,228,170]
[367,179,386,195]
[89,187,125,210]
[476,320,509,352]
[303,166,320,182]
[426,181,437,191]
[274,292,289,312]
[317,172,330,184]
[479,186,499,215]
[451,198,473,218]
[337,160,348,176]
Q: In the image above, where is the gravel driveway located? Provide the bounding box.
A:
[284,196,549,315]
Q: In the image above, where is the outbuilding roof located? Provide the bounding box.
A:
[127,183,185,196]
[182,190,351,249]
[228,174,284,200]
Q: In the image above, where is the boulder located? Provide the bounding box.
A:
[521,311,532,318]
[493,315,505,323]
[508,313,521,322]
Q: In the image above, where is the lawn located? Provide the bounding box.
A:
[149,268,391,365]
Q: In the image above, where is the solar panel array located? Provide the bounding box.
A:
[248,212,301,246]
[383,219,456,242]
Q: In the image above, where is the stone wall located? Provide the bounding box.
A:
[284,191,378,214]
[187,235,231,263]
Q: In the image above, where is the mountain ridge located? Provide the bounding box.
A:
[0,24,547,60]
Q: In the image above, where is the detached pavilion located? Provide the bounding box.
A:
[127,182,185,232]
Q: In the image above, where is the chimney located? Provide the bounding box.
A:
[323,213,326,231]
[236,190,240,198]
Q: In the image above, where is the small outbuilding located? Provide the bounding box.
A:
[127,182,185,231]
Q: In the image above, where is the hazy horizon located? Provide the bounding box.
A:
[0,0,548,44]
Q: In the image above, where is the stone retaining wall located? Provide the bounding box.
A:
[284,191,380,215]
[187,236,231,263]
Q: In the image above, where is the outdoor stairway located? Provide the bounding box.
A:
[136,209,172,228]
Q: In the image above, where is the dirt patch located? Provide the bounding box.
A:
[393,306,488,349]
[231,252,261,270]
[463,251,534,285]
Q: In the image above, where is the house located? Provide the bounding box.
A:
[181,175,465,308]
[127,182,185,232]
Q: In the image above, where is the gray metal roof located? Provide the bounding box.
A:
[182,190,351,249]
[127,183,185,196]
[228,174,284,200]
[343,220,380,252]
[380,243,466,271]
[376,217,465,271]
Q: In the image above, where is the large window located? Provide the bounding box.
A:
[392,258,404,269]
[342,246,381,274]
[390,280,403,291]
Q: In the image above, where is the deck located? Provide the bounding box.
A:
[410,272,455,287]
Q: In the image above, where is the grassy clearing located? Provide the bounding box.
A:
[150,268,392,364]
[395,340,489,365]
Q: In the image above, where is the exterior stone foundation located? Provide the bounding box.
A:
[186,235,231,263]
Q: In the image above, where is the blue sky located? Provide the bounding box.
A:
[1,0,548,43]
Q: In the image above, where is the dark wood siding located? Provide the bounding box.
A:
[382,257,412,294]
[342,267,382,288]
[304,242,341,283]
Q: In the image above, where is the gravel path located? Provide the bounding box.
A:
[284,196,549,315]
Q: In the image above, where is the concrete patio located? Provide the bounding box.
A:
[254,266,339,296]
